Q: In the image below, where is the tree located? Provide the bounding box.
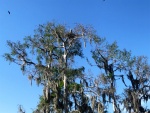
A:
[4,22,102,113]
[122,56,150,113]
[90,41,150,113]
[4,22,150,113]
[89,41,131,113]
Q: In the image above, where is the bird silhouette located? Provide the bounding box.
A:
[8,11,10,14]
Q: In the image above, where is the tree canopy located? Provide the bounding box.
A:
[4,22,150,113]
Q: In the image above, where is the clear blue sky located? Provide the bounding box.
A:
[0,0,150,113]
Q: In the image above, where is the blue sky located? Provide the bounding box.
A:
[0,0,150,113]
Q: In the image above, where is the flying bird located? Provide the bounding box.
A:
[8,11,10,14]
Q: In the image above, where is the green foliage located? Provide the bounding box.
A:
[4,22,150,113]
[4,22,101,113]
[68,83,82,91]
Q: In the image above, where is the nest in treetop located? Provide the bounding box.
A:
[66,30,76,39]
